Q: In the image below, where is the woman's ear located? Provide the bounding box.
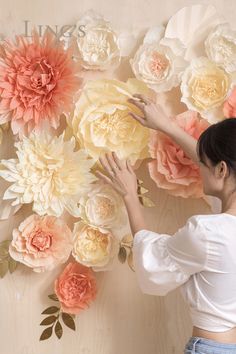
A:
[215,161,229,179]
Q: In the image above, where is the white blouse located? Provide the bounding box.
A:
[132,213,236,332]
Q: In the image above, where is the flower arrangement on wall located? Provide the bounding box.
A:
[0,4,234,340]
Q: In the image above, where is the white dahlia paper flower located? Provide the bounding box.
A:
[130,26,188,93]
[0,131,97,217]
[205,23,236,73]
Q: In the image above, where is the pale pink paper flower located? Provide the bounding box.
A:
[148,111,210,198]
[0,29,81,136]
[223,87,236,118]
[9,214,73,272]
[54,262,97,314]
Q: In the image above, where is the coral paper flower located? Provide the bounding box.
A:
[0,29,81,136]
[72,220,120,271]
[54,262,97,314]
[148,111,210,198]
[0,130,97,217]
[67,78,151,164]
[223,87,236,118]
[9,214,73,272]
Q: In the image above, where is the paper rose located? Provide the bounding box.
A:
[130,26,187,92]
[72,220,120,271]
[205,23,236,73]
[61,9,120,71]
[181,57,232,122]
[67,78,151,164]
[148,111,210,198]
[9,214,73,272]
[223,86,236,117]
[55,262,97,315]
[0,130,97,217]
[0,29,81,136]
[78,180,130,236]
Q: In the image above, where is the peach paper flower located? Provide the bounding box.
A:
[223,87,236,118]
[148,111,210,198]
[0,29,81,136]
[55,262,97,314]
[9,214,73,272]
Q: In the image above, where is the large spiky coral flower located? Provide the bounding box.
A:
[0,29,82,136]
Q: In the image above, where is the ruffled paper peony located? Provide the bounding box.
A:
[66,78,151,164]
[223,87,236,117]
[148,111,210,198]
[72,220,119,271]
[78,180,130,236]
[181,57,232,122]
[9,214,73,272]
[0,130,97,217]
[0,29,81,136]
[130,26,187,93]
[54,262,97,314]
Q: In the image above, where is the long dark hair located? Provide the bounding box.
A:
[196,118,236,175]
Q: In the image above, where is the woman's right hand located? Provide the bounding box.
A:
[127,93,173,133]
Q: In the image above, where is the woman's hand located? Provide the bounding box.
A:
[95,151,138,198]
[127,93,173,133]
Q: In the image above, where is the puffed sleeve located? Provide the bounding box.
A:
[132,215,208,296]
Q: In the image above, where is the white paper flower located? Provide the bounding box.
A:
[72,220,119,271]
[0,131,97,217]
[130,26,187,93]
[181,57,232,122]
[205,23,236,73]
[78,180,130,237]
[61,9,121,71]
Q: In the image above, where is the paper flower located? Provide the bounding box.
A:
[223,87,236,117]
[67,78,151,164]
[61,9,120,71]
[181,57,232,122]
[130,26,187,92]
[205,23,236,73]
[9,214,73,272]
[0,131,97,217]
[78,180,130,235]
[148,111,210,198]
[72,220,119,271]
[0,29,81,136]
[54,262,97,314]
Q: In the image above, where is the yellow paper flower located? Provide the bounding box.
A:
[0,131,97,217]
[72,220,119,271]
[181,57,232,122]
[67,78,151,164]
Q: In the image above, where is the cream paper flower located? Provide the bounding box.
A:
[130,26,187,93]
[72,220,119,271]
[61,9,121,71]
[205,23,236,73]
[181,57,232,122]
[67,78,151,164]
[78,180,130,237]
[0,131,97,217]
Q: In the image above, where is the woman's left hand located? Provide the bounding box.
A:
[95,151,138,198]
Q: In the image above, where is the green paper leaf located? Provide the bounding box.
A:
[41,306,59,315]
[55,320,63,339]
[48,293,59,302]
[0,261,8,278]
[39,326,53,341]
[118,246,127,263]
[127,250,135,272]
[8,258,17,273]
[40,315,57,326]
[62,312,76,331]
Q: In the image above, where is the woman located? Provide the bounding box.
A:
[95,93,236,353]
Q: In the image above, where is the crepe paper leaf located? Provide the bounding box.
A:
[8,258,18,273]
[0,261,8,278]
[121,233,133,244]
[55,320,63,339]
[39,326,53,341]
[40,315,58,326]
[48,293,59,302]
[139,186,149,194]
[0,247,9,259]
[62,312,76,331]
[41,306,60,315]
[127,250,135,272]
[139,195,156,207]
[137,178,144,185]
[118,246,127,263]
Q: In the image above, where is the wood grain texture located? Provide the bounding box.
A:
[0,0,231,353]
